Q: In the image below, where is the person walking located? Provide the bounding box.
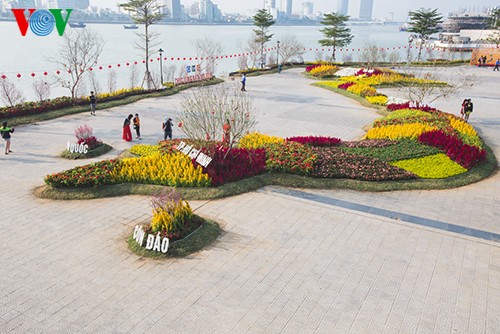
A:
[122,114,133,142]
[162,117,173,140]
[460,99,468,119]
[494,59,500,71]
[464,99,473,122]
[132,113,141,140]
[0,121,14,155]
[90,91,96,116]
[241,74,246,91]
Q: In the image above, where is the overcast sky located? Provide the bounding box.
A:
[93,0,499,20]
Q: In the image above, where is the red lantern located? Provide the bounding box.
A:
[171,57,174,61]
[1,75,6,79]
[177,58,180,60]
[117,64,121,67]
[126,62,130,66]
[142,60,145,63]
[68,70,71,73]
[108,65,112,68]
[134,61,138,65]
[183,57,186,60]
[17,73,21,78]
[56,70,60,74]
[150,59,153,62]
[31,73,35,77]
[89,67,93,71]
[189,57,192,60]
[99,66,103,70]
[43,71,48,76]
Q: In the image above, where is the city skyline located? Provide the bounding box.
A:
[89,0,499,20]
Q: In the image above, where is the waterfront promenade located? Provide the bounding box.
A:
[0,67,498,333]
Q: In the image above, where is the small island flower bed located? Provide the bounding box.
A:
[61,125,112,159]
[128,191,221,258]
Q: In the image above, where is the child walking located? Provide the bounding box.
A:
[133,113,141,140]
[0,121,14,155]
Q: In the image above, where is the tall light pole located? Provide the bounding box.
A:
[158,48,164,85]
[276,40,280,72]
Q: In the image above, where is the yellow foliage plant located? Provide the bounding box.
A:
[365,123,437,140]
[239,132,284,149]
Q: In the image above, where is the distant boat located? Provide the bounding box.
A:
[69,22,86,28]
[123,24,139,29]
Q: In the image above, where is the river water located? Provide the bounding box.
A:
[0,22,469,104]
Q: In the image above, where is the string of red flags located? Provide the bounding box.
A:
[1,44,494,80]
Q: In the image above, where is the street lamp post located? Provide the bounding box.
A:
[158,48,164,85]
[276,40,280,73]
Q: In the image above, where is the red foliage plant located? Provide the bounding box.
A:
[305,64,322,72]
[386,102,437,112]
[196,146,267,186]
[355,68,383,77]
[286,136,342,147]
[338,82,355,90]
[418,130,486,169]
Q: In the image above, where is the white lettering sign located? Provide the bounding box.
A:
[134,225,169,253]
[175,141,213,167]
[67,141,89,154]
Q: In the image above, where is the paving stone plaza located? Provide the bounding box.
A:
[0,67,499,333]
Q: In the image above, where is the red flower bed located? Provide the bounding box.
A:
[45,160,118,188]
[305,64,322,72]
[338,82,355,90]
[386,102,437,112]
[196,146,266,186]
[418,130,486,169]
[286,136,342,147]
[355,68,383,77]
[78,136,103,150]
[312,147,416,181]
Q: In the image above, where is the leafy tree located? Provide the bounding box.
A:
[119,0,164,89]
[252,9,275,68]
[407,8,443,61]
[319,13,353,62]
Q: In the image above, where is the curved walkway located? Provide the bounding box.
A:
[0,67,498,334]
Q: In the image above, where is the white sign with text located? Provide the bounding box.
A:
[133,225,169,254]
[67,141,89,154]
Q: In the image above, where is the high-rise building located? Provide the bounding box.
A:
[11,0,36,7]
[359,0,373,20]
[56,0,89,9]
[281,0,292,16]
[301,1,313,18]
[265,0,276,9]
[337,0,348,15]
[164,0,181,21]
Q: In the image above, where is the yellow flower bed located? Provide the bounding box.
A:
[339,73,446,86]
[239,132,284,149]
[315,81,342,89]
[447,116,478,137]
[391,154,467,179]
[96,87,143,99]
[113,153,211,187]
[309,65,339,77]
[346,83,377,96]
[152,198,193,233]
[130,144,160,157]
[365,123,437,140]
[365,95,388,106]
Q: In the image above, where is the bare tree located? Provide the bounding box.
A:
[0,78,25,107]
[164,64,176,83]
[278,35,305,64]
[359,44,381,68]
[397,67,476,104]
[50,29,104,99]
[486,30,500,46]
[119,0,164,90]
[88,70,101,94]
[314,49,324,62]
[178,84,256,147]
[107,69,117,93]
[129,64,139,88]
[194,38,223,74]
[388,51,401,65]
[342,52,353,63]
[239,36,261,69]
[32,79,51,102]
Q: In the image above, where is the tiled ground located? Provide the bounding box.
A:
[0,67,499,333]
